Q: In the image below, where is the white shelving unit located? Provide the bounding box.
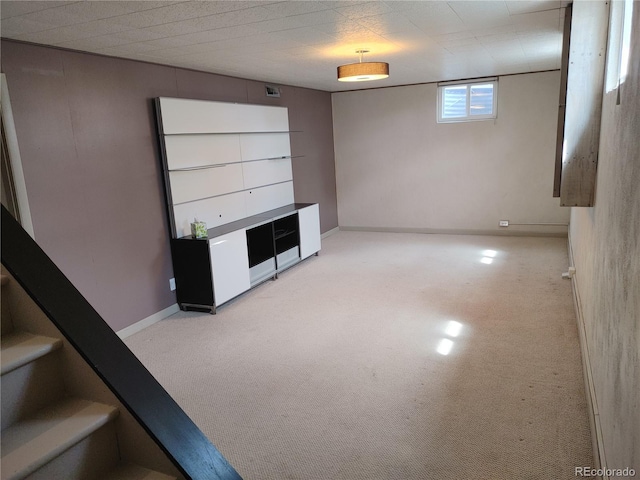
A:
[155,98,321,313]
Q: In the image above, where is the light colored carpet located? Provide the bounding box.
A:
[125,231,593,480]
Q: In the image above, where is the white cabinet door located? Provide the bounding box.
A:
[209,229,250,305]
[298,204,321,259]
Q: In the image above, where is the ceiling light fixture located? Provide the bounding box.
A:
[337,49,389,82]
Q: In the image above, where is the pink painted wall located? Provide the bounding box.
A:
[1,40,337,331]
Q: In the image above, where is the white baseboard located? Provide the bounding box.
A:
[117,303,180,339]
[321,226,340,238]
[567,235,608,479]
[338,225,568,237]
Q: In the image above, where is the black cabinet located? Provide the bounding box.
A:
[273,213,300,270]
[246,222,275,268]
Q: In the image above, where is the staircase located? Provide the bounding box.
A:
[1,271,182,480]
[1,206,241,480]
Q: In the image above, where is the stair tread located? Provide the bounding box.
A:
[98,463,177,480]
[1,331,62,375]
[1,275,9,286]
[1,396,119,480]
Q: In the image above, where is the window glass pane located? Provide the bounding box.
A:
[469,83,494,116]
[442,86,467,118]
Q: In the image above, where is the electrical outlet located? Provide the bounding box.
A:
[169,278,176,291]
[499,220,509,227]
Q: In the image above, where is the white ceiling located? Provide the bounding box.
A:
[0,1,567,92]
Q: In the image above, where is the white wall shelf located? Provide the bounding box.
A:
[167,155,303,172]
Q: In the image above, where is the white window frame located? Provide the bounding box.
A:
[437,78,498,123]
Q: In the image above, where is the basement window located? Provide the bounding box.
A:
[437,78,498,123]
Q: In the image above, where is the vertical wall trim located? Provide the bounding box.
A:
[567,232,609,479]
[560,0,610,206]
[554,3,572,197]
[0,74,35,239]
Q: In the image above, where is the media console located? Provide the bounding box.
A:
[171,203,320,313]
[154,97,321,313]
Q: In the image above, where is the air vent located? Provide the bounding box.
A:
[265,85,281,97]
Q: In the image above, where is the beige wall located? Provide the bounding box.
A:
[568,2,639,473]
[332,71,569,236]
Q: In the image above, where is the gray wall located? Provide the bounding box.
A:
[1,40,338,332]
[568,3,639,473]
[331,71,570,236]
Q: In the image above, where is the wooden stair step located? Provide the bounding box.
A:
[98,463,177,480]
[1,331,62,375]
[1,397,119,480]
[1,275,9,286]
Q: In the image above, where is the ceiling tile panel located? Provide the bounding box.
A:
[150,24,263,46]
[138,21,205,37]
[335,31,388,48]
[260,1,338,17]
[116,2,194,13]
[313,18,372,36]
[448,1,512,27]
[0,16,55,36]
[354,12,417,35]
[100,5,195,29]
[135,34,210,49]
[506,1,561,15]
[280,45,322,57]
[15,6,92,28]
[0,1,75,19]
[142,44,208,59]
[274,27,337,46]
[173,6,283,32]
[55,35,141,51]
[334,1,394,19]
[511,9,562,34]
[469,24,518,37]
[436,36,478,49]
[380,25,437,49]
[408,3,466,35]
[249,16,310,33]
[476,31,520,45]
[101,1,266,29]
[283,9,348,28]
[10,19,134,45]
[42,1,180,22]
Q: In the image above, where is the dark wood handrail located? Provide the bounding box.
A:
[1,205,242,480]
